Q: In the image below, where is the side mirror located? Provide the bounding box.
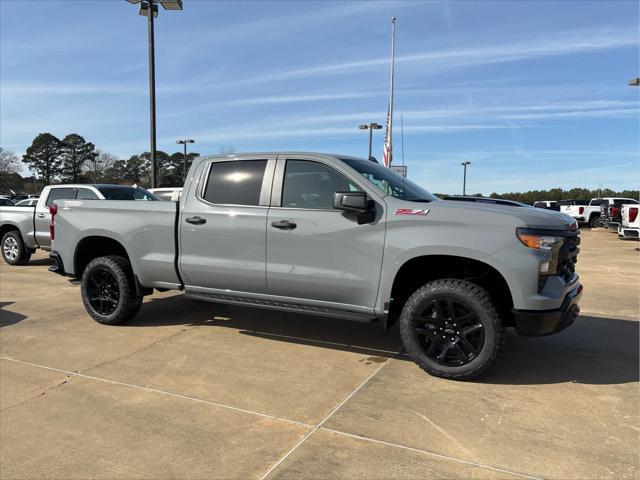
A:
[333,191,370,213]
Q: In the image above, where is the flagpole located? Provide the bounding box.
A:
[384,17,397,168]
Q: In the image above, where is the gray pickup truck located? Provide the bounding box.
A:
[49,153,582,379]
[0,184,158,265]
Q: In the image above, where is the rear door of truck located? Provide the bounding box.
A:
[178,155,276,294]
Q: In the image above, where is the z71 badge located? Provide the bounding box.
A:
[394,208,430,216]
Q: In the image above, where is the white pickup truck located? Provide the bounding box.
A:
[561,197,634,228]
[0,184,158,265]
[618,204,639,239]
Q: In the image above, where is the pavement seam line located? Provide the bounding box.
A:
[0,356,312,429]
[320,428,544,480]
[258,353,396,480]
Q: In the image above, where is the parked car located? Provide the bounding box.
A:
[618,204,639,240]
[600,198,639,232]
[443,196,531,207]
[533,200,560,211]
[0,198,15,206]
[15,198,38,207]
[49,152,582,380]
[149,187,183,202]
[0,184,158,265]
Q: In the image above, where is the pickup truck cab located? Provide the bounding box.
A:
[49,153,582,379]
[0,184,157,265]
[563,197,636,228]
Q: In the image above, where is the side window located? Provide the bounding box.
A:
[282,160,360,210]
[202,160,267,206]
[76,188,99,200]
[46,188,76,206]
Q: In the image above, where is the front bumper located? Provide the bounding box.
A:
[513,284,582,336]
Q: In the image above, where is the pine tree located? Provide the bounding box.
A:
[22,133,62,185]
[60,134,97,183]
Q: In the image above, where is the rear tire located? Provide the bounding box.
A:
[588,215,601,228]
[81,255,142,325]
[1,231,31,265]
[399,279,505,380]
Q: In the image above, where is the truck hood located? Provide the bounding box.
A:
[426,199,578,231]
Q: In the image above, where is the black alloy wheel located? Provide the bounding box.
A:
[412,297,484,367]
[399,279,504,380]
[86,268,121,316]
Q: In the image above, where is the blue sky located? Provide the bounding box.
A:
[1,0,638,194]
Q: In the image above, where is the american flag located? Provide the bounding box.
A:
[383,106,392,167]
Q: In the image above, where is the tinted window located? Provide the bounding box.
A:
[97,186,158,201]
[203,160,267,206]
[282,160,360,210]
[0,198,14,206]
[590,199,605,206]
[76,188,99,200]
[614,198,638,204]
[46,188,76,206]
[341,158,437,202]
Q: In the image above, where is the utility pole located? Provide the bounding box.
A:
[127,0,184,188]
[358,123,382,160]
[461,161,471,195]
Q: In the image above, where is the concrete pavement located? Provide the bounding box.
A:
[1,229,638,479]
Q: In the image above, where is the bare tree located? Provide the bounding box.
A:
[86,150,118,183]
[0,148,20,177]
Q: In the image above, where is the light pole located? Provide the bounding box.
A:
[461,161,471,195]
[359,123,382,160]
[629,78,640,86]
[127,0,183,188]
[177,139,194,182]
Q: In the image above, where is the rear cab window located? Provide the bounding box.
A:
[46,188,76,206]
[76,188,99,200]
[202,160,267,206]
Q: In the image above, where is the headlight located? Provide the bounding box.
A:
[516,228,564,276]
[516,229,564,251]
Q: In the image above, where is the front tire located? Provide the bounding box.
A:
[399,279,505,380]
[1,231,31,265]
[81,255,143,325]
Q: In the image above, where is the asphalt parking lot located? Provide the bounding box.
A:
[1,228,638,480]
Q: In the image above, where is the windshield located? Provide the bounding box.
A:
[97,186,159,201]
[340,158,438,202]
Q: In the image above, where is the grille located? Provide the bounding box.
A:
[557,234,580,282]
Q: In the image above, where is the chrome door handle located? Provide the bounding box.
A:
[271,220,297,230]
[185,216,206,225]
[37,213,46,218]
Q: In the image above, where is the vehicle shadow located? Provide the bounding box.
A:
[131,295,638,386]
[0,302,27,327]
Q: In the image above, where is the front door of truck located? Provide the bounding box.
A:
[266,157,385,308]
[179,156,276,294]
